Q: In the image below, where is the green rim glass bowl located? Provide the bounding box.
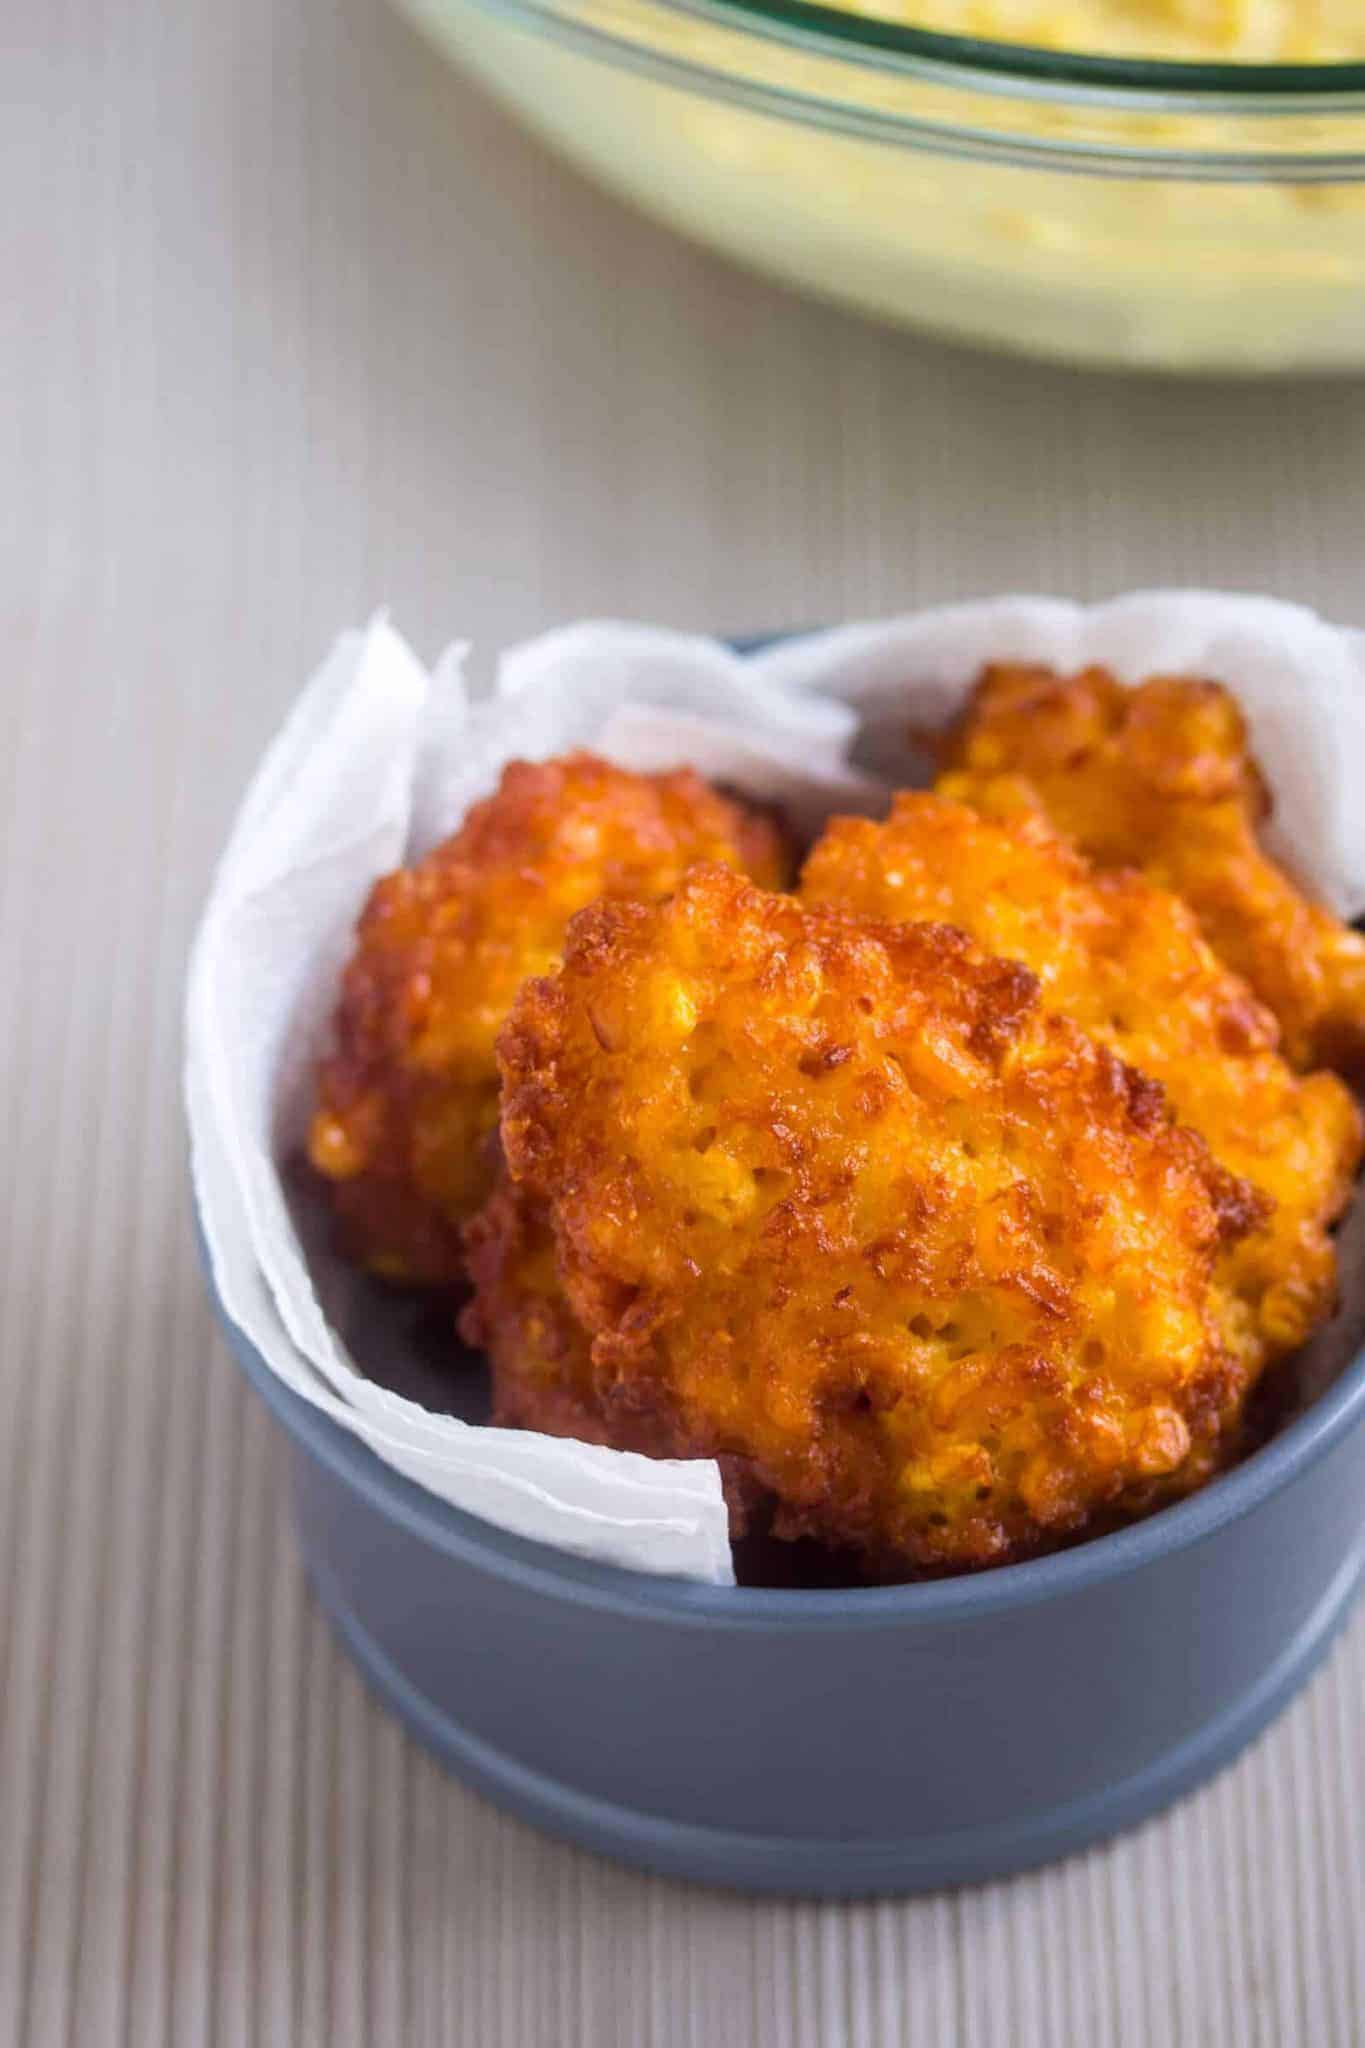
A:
[397,0,1365,371]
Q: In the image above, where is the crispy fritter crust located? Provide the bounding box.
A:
[477,864,1260,1573]
[462,1173,775,1538]
[463,1175,690,1446]
[802,792,1362,1409]
[938,664,1365,1074]
[308,755,787,1284]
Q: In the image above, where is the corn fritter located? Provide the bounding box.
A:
[939,663,1365,1075]
[801,790,1362,1417]
[308,754,787,1283]
[479,864,1262,1573]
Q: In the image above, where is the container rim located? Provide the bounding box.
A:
[208,1238,1365,1628]
[650,0,1365,101]
[439,0,1365,182]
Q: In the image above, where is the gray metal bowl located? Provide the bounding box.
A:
[200,1209,1365,1897]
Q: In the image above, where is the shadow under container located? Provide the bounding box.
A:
[208,1239,1365,1897]
[395,0,1365,375]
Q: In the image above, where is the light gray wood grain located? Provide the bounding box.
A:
[3,0,1364,2041]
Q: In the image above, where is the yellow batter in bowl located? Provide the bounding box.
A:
[852,1,1365,62]
[401,0,1365,371]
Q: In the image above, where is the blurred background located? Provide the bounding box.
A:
[4,0,1363,2042]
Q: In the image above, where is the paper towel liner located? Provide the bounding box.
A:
[185,594,1365,1584]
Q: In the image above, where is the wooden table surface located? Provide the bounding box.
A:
[5,0,1364,2040]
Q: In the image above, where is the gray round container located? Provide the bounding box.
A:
[202,1227,1365,1897]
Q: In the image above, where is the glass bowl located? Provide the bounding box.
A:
[396,0,1365,372]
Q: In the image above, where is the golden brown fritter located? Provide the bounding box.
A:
[463,1172,775,1540]
[478,863,1261,1574]
[801,792,1362,1405]
[464,1175,700,1456]
[308,754,787,1285]
[938,663,1365,1074]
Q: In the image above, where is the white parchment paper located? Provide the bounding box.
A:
[185,593,1365,1582]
